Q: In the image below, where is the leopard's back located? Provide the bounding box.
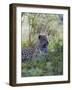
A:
[22,47,35,62]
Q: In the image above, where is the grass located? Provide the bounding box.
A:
[21,56,63,77]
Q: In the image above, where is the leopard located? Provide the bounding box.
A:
[21,34,48,62]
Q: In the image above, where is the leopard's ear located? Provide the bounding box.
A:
[38,35,42,39]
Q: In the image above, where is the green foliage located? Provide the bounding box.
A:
[21,43,63,76]
[21,13,63,77]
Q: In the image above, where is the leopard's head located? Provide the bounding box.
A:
[38,35,48,53]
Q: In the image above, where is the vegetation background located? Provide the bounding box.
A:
[21,13,63,77]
